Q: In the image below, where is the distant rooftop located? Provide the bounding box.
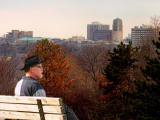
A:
[91,21,101,25]
[114,18,122,21]
[19,37,52,41]
[133,24,153,29]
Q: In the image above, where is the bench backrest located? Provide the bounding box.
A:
[0,95,67,120]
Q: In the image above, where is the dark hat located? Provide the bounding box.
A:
[21,56,42,70]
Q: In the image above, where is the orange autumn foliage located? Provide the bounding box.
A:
[30,39,74,97]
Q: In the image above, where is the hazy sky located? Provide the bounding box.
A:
[0,0,160,39]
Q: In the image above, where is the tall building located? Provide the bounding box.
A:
[131,25,154,46]
[93,30,112,41]
[112,18,123,42]
[87,22,110,40]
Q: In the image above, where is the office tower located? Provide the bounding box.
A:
[93,30,112,41]
[112,18,123,42]
[131,25,154,46]
[87,22,110,40]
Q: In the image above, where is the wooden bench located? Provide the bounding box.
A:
[0,95,67,120]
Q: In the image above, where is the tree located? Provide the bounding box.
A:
[76,45,108,82]
[104,42,138,94]
[150,16,160,40]
[0,57,23,95]
[102,42,138,119]
[30,39,74,98]
[67,55,101,120]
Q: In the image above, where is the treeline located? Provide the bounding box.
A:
[0,17,160,120]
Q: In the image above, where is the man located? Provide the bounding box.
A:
[15,55,79,120]
[15,55,46,96]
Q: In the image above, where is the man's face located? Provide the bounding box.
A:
[30,64,43,79]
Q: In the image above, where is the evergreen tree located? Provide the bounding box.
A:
[102,42,138,119]
[104,41,138,94]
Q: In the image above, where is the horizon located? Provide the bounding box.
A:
[0,0,160,39]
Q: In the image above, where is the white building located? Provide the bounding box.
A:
[131,25,154,46]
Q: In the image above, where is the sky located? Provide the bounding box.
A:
[0,0,160,39]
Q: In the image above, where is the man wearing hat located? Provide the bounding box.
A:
[14,56,79,120]
[15,56,46,96]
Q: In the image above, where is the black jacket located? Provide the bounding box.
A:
[15,76,46,96]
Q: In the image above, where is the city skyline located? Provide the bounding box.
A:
[0,0,160,39]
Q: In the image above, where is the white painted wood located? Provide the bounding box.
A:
[43,106,65,114]
[0,111,66,120]
[0,111,40,120]
[0,103,64,113]
[0,95,62,105]
[45,114,67,120]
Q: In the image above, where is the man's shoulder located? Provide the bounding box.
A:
[17,76,37,89]
[22,76,38,84]
[22,77,43,89]
[15,76,45,96]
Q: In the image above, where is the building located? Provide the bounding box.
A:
[93,30,112,42]
[68,36,85,41]
[87,22,110,41]
[18,37,52,42]
[18,31,33,38]
[131,25,154,46]
[112,18,123,42]
[5,30,33,42]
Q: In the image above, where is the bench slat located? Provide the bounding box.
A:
[0,110,40,120]
[0,103,65,114]
[0,95,62,105]
[43,106,65,114]
[45,114,67,120]
[0,111,66,120]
